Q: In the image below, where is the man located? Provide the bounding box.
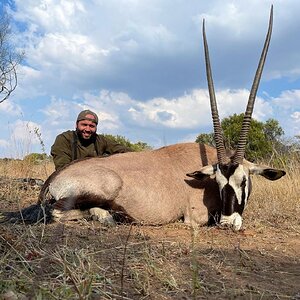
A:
[51,109,131,170]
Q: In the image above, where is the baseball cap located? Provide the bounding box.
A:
[76,109,98,125]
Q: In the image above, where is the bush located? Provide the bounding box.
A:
[103,134,152,152]
[196,113,285,161]
[23,153,50,164]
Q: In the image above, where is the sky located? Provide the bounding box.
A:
[0,0,300,158]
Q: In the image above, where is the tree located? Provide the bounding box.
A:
[195,113,285,161]
[23,153,51,164]
[103,134,152,152]
[0,13,24,104]
[195,133,215,147]
[264,118,284,142]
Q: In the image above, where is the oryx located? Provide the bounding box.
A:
[0,6,285,230]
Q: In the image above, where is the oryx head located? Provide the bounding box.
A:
[187,6,286,230]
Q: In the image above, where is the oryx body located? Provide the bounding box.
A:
[42,143,220,226]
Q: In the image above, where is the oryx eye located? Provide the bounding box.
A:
[241,176,246,188]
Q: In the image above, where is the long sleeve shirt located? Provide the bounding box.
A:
[51,130,131,171]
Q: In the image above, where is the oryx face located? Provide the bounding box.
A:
[187,159,285,230]
[187,162,252,230]
[187,6,285,230]
[215,163,251,230]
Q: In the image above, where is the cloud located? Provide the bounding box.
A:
[273,89,300,110]
[291,111,300,123]
[0,99,22,115]
[42,96,76,126]
[128,90,210,128]
[1,0,300,157]
[27,32,109,70]
[0,140,9,147]
[268,89,300,137]
[12,65,44,101]
[10,120,41,144]
[0,120,43,158]
[9,0,300,98]
[44,87,277,131]
[12,0,85,32]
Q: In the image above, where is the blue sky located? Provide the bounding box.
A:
[0,0,300,158]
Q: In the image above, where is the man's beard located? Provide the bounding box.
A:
[76,128,97,144]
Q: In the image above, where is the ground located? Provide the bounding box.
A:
[0,214,299,299]
[0,171,299,299]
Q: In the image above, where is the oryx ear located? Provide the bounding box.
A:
[186,165,216,181]
[249,165,286,181]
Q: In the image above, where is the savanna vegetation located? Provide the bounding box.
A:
[0,137,299,299]
[103,134,152,152]
[195,113,295,162]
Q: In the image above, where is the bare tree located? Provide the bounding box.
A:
[0,13,24,104]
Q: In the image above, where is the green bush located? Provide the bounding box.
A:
[196,114,285,161]
[23,153,50,164]
[103,134,152,152]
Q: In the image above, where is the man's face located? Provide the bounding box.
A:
[76,114,97,140]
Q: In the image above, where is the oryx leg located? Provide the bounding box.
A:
[52,207,116,226]
[52,209,90,222]
[89,207,116,226]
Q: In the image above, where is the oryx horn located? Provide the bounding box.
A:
[202,19,228,165]
[233,5,273,164]
[203,5,273,165]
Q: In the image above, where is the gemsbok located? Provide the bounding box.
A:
[1,6,285,230]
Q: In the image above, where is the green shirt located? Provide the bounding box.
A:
[51,130,130,170]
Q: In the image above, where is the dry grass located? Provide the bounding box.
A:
[0,158,54,180]
[0,157,299,299]
[244,156,300,231]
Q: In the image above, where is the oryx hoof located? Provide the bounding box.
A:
[89,207,116,227]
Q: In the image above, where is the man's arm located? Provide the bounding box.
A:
[51,133,73,171]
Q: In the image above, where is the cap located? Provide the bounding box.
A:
[76,109,98,125]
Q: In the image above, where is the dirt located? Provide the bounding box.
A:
[1,218,299,300]
[0,182,299,299]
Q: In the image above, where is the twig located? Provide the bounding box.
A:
[120,223,133,299]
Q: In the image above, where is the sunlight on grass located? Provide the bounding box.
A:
[0,153,299,299]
